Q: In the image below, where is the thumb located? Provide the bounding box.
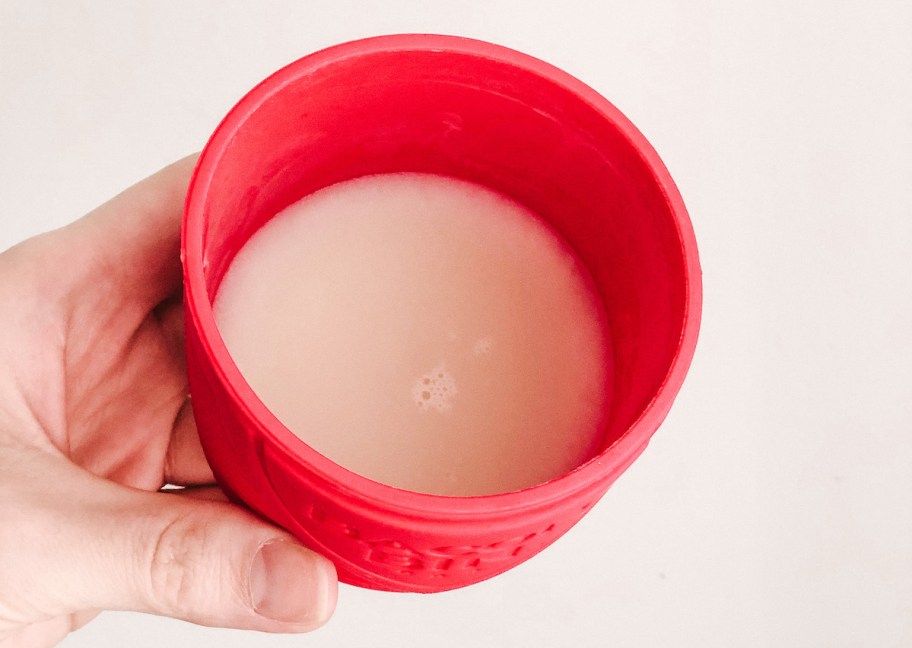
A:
[7,459,337,633]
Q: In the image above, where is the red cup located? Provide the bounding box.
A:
[182,34,702,593]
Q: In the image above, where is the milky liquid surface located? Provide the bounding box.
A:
[214,173,611,496]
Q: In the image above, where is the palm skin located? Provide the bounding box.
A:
[0,157,203,490]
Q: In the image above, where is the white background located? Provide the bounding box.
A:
[2,1,911,646]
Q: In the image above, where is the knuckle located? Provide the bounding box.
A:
[143,505,251,620]
[145,510,209,613]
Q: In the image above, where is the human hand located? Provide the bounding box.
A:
[0,157,338,647]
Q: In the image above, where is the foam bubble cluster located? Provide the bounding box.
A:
[412,366,457,412]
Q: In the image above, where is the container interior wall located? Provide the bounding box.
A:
[199,49,687,459]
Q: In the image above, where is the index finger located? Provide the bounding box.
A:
[70,154,199,308]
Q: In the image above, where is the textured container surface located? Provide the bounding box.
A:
[182,34,702,592]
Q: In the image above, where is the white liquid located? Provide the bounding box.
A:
[214,173,610,496]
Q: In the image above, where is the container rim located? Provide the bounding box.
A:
[182,33,702,517]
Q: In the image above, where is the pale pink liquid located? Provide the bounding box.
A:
[214,173,610,496]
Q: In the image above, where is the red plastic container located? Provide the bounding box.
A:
[182,34,702,593]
